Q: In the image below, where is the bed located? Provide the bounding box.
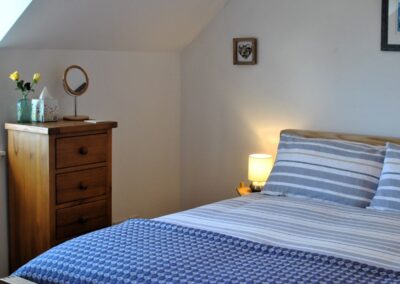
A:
[2,129,400,284]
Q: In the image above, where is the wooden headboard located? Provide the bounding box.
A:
[281,129,400,146]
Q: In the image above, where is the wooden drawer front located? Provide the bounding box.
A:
[56,200,108,240]
[56,134,108,168]
[56,167,108,204]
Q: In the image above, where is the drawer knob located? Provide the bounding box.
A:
[78,147,89,155]
[78,216,88,224]
[79,182,89,191]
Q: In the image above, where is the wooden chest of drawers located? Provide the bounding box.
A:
[5,121,117,272]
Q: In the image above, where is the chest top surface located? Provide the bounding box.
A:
[5,121,118,135]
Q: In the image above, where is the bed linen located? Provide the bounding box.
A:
[159,194,400,271]
[262,134,386,208]
[11,194,400,283]
[370,142,400,211]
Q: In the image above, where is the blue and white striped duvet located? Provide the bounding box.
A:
[13,217,400,284]
[158,193,400,271]
[10,193,400,283]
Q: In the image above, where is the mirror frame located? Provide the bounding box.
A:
[63,65,90,96]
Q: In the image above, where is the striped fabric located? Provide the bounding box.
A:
[12,219,400,284]
[158,194,400,271]
[370,143,400,212]
[262,134,385,207]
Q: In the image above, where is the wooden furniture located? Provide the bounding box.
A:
[5,121,117,272]
[236,182,252,196]
[282,129,400,146]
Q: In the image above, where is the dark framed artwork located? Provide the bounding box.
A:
[233,38,257,65]
[381,0,400,51]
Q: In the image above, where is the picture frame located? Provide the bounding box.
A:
[233,38,257,65]
[381,0,400,51]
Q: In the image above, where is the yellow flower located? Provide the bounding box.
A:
[9,71,19,81]
[32,73,41,83]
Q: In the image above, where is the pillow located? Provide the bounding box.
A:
[262,134,385,207]
[369,143,400,211]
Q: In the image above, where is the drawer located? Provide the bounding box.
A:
[56,200,108,240]
[56,134,108,168]
[56,167,108,204]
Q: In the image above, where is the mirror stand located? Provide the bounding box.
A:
[63,96,89,121]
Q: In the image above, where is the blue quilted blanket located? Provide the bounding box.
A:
[14,219,400,284]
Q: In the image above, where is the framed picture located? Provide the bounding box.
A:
[381,0,400,51]
[233,38,257,65]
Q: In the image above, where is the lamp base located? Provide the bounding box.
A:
[250,183,263,192]
[63,115,90,121]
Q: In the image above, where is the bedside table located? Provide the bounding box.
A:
[236,182,252,196]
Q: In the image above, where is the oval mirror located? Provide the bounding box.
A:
[63,65,90,121]
[63,65,89,96]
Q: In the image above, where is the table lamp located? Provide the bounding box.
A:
[248,154,273,192]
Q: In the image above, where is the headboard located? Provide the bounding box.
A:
[281,129,400,146]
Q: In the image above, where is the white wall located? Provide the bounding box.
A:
[180,0,400,209]
[0,49,181,275]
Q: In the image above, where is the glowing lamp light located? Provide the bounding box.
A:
[248,154,273,192]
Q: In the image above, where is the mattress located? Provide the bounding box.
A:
[159,193,400,271]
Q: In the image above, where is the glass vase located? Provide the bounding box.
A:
[17,97,32,123]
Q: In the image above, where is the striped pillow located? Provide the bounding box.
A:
[262,134,385,207]
[369,143,400,212]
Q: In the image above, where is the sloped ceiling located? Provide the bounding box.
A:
[0,0,32,42]
[0,0,228,51]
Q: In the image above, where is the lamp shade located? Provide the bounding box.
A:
[248,154,273,186]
